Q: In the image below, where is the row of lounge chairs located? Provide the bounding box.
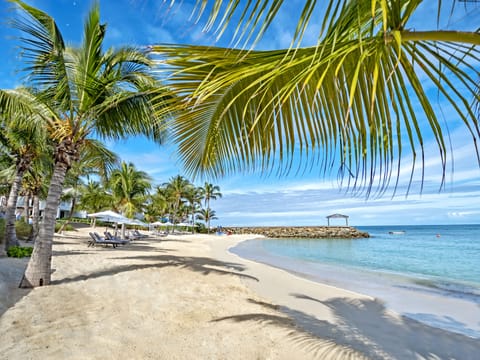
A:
[87,229,152,248]
[128,229,149,240]
[88,232,130,248]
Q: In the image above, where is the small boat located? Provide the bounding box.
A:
[388,231,406,235]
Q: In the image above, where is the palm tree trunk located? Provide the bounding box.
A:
[20,162,68,288]
[28,194,40,242]
[22,193,30,223]
[57,196,76,233]
[4,169,24,251]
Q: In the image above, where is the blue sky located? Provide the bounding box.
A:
[1,0,479,227]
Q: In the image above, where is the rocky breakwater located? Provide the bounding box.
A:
[224,226,369,239]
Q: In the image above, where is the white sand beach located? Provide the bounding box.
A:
[0,227,479,359]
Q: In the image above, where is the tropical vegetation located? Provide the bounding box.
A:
[0,0,172,287]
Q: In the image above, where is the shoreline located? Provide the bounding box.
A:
[227,237,480,339]
[0,229,479,359]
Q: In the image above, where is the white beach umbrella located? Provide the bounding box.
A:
[177,222,192,227]
[88,210,127,223]
[129,219,148,227]
[88,210,132,238]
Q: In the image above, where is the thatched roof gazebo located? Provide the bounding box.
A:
[326,213,349,226]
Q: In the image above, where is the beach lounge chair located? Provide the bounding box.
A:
[104,231,130,245]
[88,232,123,248]
[131,229,148,238]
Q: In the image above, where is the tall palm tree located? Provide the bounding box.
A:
[200,182,222,211]
[109,161,152,218]
[0,1,172,287]
[153,1,480,195]
[184,185,203,233]
[164,175,192,225]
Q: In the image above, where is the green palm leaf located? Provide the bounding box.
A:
[154,0,480,194]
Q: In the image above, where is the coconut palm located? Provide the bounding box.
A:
[153,1,480,195]
[184,185,203,233]
[21,166,49,242]
[57,140,119,232]
[109,161,152,218]
[0,103,48,252]
[163,175,193,225]
[78,180,112,227]
[0,1,172,287]
[200,182,222,211]
[144,185,170,223]
[196,208,218,233]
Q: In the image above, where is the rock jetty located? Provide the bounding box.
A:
[224,226,369,239]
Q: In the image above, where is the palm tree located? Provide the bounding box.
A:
[200,182,222,212]
[78,180,112,227]
[153,1,480,195]
[197,208,218,233]
[21,166,49,242]
[199,183,222,231]
[0,1,172,287]
[57,140,119,232]
[184,185,203,233]
[109,161,152,218]
[0,105,48,252]
[144,185,170,223]
[164,175,192,225]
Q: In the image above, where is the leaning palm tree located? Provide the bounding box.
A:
[0,1,172,287]
[153,1,480,196]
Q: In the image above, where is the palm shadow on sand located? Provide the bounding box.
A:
[51,254,259,285]
[213,295,480,360]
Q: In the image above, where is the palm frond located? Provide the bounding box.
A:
[9,0,71,105]
[152,1,480,194]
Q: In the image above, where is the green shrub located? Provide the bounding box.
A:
[7,246,33,258]
[15,221,33,239]
[55,221,75,232]
[0,219,34,241]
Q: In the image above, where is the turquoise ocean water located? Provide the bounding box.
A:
[230,224,480,338]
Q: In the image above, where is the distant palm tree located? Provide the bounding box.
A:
[109,161,152,218]
[164,175,192,225]
[153,1,480,195]
[144,185,170,223]
[200,183,222,211]
[197,208,218,233]
[0,1,172,287]
[184,186,203,233]
[57,140,119,232]
[78,180,112,227]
